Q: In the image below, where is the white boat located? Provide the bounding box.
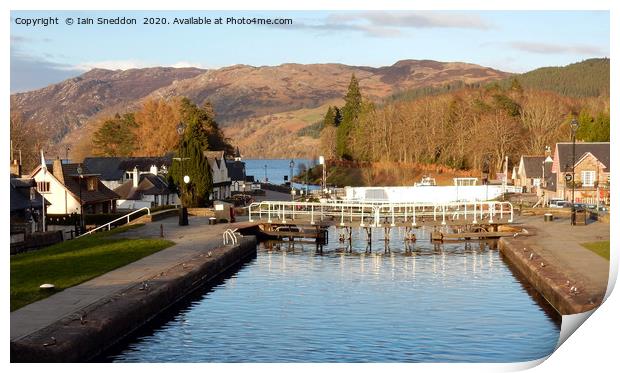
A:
[414,176,436,187]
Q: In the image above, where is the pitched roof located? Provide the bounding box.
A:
[521,156,546,178]
[118,156,172,172]
[555,142,610,172]
[225,160,246,181]
[114,174,171,200]
[10,179,49,212]
[84,156,172,181]
[10,178,35,189]
[47,163,119,203]
[83,157,125,180]
[204,151,225,169]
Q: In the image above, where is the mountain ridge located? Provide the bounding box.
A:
[11,59,511,159]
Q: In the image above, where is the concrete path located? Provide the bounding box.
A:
[10,216,256,341]
[514,215,609,301]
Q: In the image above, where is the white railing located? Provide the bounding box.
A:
[77,207,151,238]
[249,201,513,227]
[223,228,239,245]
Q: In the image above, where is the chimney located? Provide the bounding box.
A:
[544,145,553,163]
[10,159,21,177]
[150,164,158,175]
[133,166,139,188]
[53,157,64,184]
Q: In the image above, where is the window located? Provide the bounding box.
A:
[581,171,596,187]
[87,177,98,191]
[37,181,50,193]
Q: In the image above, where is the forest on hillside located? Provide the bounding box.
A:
[383,58,610,104]
[320,70,609,176]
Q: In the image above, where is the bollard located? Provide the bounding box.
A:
[160,224,164,238]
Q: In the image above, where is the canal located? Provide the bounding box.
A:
[103,226,560,363]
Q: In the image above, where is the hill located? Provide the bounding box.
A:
[497,58,610,97]
[383,58,610,105]
[10,60,510,160]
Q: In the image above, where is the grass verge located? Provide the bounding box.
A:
[581,241,610,261]
[11,225,173,311]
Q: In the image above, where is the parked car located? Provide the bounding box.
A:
[549,199,569,208]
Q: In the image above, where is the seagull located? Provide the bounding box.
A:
[529,253,534,260]
[540,262,545,267]
[207,251,213,257]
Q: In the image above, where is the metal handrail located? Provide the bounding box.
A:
[249,201,513,227]
[223,228,239,245]
[77,207,151,238]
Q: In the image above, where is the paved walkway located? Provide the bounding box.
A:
[10,216,256,341]
[514,214,610,300]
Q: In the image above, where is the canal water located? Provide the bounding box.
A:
[104,227,560,363]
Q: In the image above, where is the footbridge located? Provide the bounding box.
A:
[249,200,514,228]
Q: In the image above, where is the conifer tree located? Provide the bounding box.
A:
[168,129,213,207]
[336,74,362,159]
[178,98,234,155]
[323,106,342,128]
[92,113,137,156]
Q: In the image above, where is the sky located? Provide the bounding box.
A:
[10,10,610,93]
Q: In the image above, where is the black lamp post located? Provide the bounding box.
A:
[289,160,295,186]
[570,118,579,225]
[175,122,189,226]
[264,164,268,183]
[76,165,84,233]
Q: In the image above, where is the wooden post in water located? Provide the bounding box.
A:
[383,226,390,241]
[364,227,372,251]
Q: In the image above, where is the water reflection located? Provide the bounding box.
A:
[103,226,560,363]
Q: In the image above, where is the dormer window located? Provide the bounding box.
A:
[87,177,98,191]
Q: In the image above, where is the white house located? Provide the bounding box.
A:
[114,166,178,210]
[514,155,553,193]
[30,157,118,215]
[204,151,232,200]
[84,156,172,190]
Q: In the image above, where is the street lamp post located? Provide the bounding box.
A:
[264,164,268,183]
[304,164,309,196]
[319,156,326,196]
[289,159,295,187]
[570,118,579,225]
[176,122,189,226]
[76,165,84,233]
